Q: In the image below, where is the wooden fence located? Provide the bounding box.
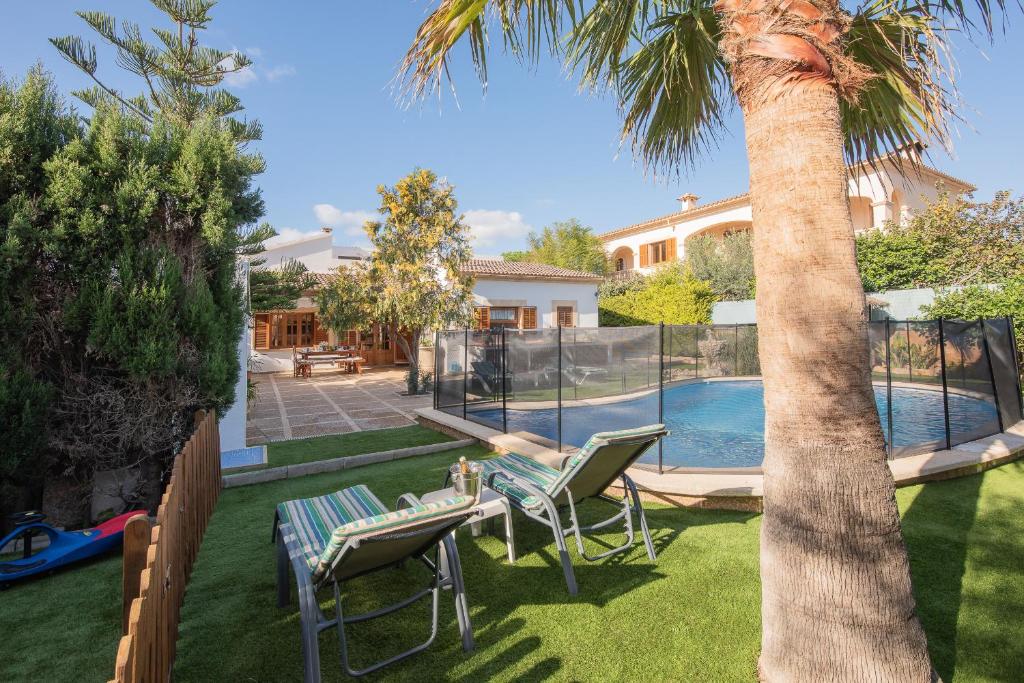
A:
[110,410,222,682]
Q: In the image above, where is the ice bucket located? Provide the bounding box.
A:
[449,460,483,501]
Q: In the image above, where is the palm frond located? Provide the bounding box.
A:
[843,0,957,164]
[606,3,732,173]
[918,0,1012,36]
[398,0,577,101]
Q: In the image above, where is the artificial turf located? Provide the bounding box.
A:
[263,424,454,468]
[2,439,1022,682]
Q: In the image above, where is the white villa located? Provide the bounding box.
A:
[250,230,601,362]
[600,145,974,275]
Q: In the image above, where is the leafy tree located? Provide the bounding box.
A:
[397,0,1009,674]
[319,169,474,395]
[317,263,375,338]
[502,218,609,274]
[50,0,261,142]
[500,249,530,262]
[0,67,79,514]
[856,191,1023,291]
[249,257,314,312]
[905,190,1024,285]
[0,0,271,525]
[855,226,943,290]
[685,231,755,300]
[600,264,715,326]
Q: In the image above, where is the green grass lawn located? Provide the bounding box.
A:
[238,425,455,471]
[2,438,1023,681]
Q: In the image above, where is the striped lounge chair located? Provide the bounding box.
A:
[481,424,668,595]
[272,484,479,680]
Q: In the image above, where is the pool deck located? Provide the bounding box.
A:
[415,407,1024,511]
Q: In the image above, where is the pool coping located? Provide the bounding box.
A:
[415,407,1024,512]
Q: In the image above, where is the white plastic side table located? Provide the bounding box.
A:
[421,486,516,563]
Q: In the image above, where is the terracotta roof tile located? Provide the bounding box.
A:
[461,259,604,281]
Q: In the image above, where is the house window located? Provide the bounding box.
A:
[489,307,519,328]
[556,306,575,328]
[639,237,677,267]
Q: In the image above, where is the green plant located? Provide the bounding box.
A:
[856,191,1024,291]
[685,232,756,301]
[502,218,609,275]
[923,278,1024,361]
[319,169,474,396]
[600,264,715,327]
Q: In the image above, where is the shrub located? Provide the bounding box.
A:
[685,231,755,300]
[600,264,715,326]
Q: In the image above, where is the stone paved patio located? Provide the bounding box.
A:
[246,368,433,445]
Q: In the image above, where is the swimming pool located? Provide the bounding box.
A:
[469,380,1001,468]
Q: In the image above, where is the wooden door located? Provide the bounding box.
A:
[253,314,270,350]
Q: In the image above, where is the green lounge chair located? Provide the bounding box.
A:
[273,484,478,680]
[481,424,667,595]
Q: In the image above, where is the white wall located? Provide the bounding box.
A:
[603,203,752,275]
[711,286,975,325]
[603,161,972,267]
[473,278,600,328]
[259,232,337,272]
[221,261,250,451]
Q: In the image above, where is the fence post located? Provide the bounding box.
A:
[884,319,894,458]
[658,322,665,475]
[502,327,508,434]
[906,321,913,383]
[121,514,152,634]
[694,325,700,378]
[937,318,952,449]
[1007,315,1024,418]
[557,324,563,453]
[734,324,739,377]
[979,318,1005,432]
[463,328,468,420]
[433,330,440,411]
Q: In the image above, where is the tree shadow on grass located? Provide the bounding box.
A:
[899,463,1024,681]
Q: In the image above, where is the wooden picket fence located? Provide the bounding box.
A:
[110,410,222,682]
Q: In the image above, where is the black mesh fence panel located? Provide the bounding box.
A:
[435,316,1017,467]
[435,331,465,416]
[664,325,699,381]
[559,326,661,454]
[942,320,1001,446]
[698,326,738,377]
[889,321,946,456]
[464,330,504,430]
[983,318,1024,428]
[503,329,561,448]
[867,321,892,451]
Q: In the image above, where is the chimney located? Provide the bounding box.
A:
[321,226,333,234]
[677,193,699,212]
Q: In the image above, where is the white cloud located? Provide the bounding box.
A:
[313,204,376,236]
[266,65,297,82]
[221,48,295,88]
[222,61,258,88]
[463,209,533,248]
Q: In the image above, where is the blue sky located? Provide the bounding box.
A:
[2,2,1022,255]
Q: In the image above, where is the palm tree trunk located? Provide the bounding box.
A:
[741,85,934,679]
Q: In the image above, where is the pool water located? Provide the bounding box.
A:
[469,380,1000,468]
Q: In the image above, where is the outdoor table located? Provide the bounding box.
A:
[420,486,515,562]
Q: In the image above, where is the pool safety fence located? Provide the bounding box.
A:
[434,319,1023,473]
